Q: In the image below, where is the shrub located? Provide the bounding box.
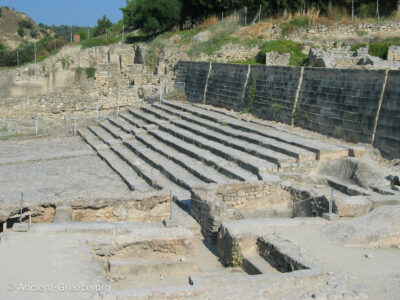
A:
[85,67,96,78]
[0,7,2,18]
[56,56,74,69]
[18,20,33,29]
[350,43,367,52]
[17,26,24,37]
[230,243,243,267]
[369,43,389,59]
[46,38,65,51]
[144,38,165,70]
[0,42,4,50]
[30,29,39,38]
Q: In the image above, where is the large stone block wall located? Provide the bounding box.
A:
[244,65,301,125]
[175,61,210,103]
[177,61,399,158]
[374,71,400,157]
[295,68,385,143]
[205,63,249,111]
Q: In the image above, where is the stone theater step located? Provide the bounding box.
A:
[159,123,277,179]
[149,129,259,182]
[78,129,109,151]
[88,125,121,146]
[124,139,206,191]
[108,117,137,134]
[129,108,169,126]
[163,100,349,160]
[111,144,191,202]
[100,120,132,141]
[170,118,295,167]
[135,134,234,184]
[327,177,372,196]
[153,103,316,162]
[96,148,153,192]
[119,112,155,132]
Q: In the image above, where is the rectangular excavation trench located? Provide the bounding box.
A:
[191,182,329,244]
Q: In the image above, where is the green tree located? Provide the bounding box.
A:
[122,0,182,34]
[94,15,113,37]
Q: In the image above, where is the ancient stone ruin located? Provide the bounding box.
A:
[0,50,399,299]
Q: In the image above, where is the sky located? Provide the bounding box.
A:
[0,0,126,26]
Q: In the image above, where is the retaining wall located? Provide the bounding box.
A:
[176,61,399,158]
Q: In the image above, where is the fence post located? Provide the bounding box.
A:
[245,7,247,25]
[117,87,120,117]
[19,192,24,224]
[160,82,164,103]
[35,116,38,139]
[17,50,19,66]
[73,111,77,136]
[54,37,56,50]
[371,69,389,144]
[96,101,99,124]
[34,42,37,63]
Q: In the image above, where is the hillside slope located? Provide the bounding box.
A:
[0,6,50,49]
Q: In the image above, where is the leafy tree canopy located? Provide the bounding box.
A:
[94,15,113,37]
[122,0,182,34]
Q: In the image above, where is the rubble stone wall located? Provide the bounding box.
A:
[190,182,292,243]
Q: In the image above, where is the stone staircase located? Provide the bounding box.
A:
[79,100,353,206]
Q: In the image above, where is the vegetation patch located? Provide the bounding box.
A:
[80,35,119,49]
[230,242,244,267]
[259,40,307,66]
[350,43,367,52]
[243,74,258,114]
[144,37,166,70]
[281,17,309,35]
[368,37,400,59]
[85,67,96,79]
[188,21,238,57]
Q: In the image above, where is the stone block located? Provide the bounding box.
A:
[334,195,373,217]
[163,219,179,228]
[323,213,339,221]
[13,223,30,232]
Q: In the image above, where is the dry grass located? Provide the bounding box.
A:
[200,16,219,29]
[172,35,180,44]
[236,22,273,38]
[286,6,321,26]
